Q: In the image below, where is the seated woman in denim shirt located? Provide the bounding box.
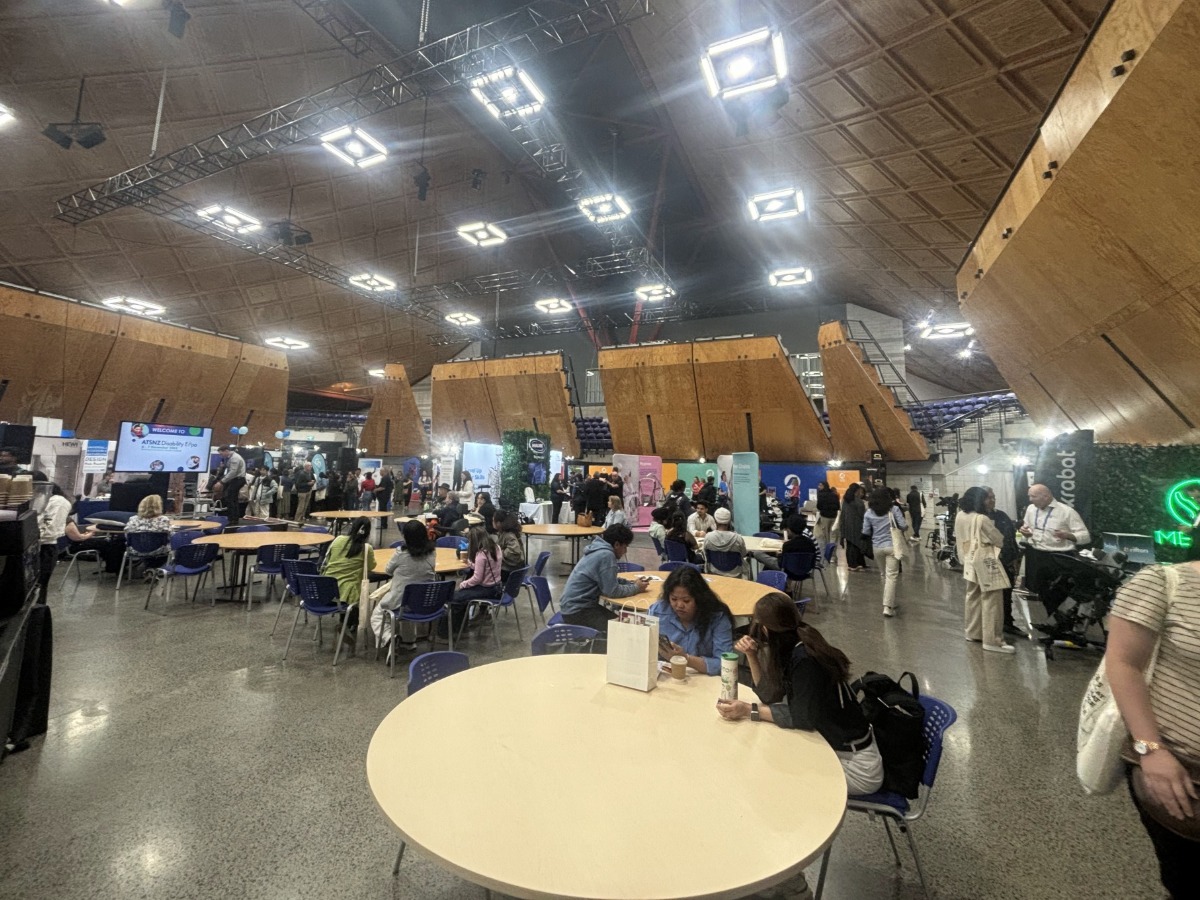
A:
[647,566,734,675]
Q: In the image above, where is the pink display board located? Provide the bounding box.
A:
[613,453,663,526]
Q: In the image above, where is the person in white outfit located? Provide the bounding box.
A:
[957,486,1013,653]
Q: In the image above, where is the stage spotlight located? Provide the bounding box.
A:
[164,0,190,39]
[413,165,431,201]
[445,311,481,326]
[700,27,787,100]
[0,102,15,127]
[368,368,386,378]
[268,221,312,247]
[920,322,974,340]
[196,204,262,235]
[42,78,106,150]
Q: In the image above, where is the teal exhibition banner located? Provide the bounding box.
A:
[731,452,760,535]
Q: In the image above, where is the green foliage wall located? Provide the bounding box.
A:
[499,430,551,513]
[1090,444,1200,563]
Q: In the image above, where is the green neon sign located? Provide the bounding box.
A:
[1166,479,1200,526]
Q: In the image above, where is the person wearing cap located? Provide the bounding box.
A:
[687,500,716,538]
[705,507,781,576]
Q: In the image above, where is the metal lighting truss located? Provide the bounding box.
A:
[291,0,379,58]
[53,0,652,224]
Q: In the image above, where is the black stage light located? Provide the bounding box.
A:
[74,122,107,148]
[269,221,313,247]
[164,0,190,39]
[471,168,486,190]
[42,77,106,150]
[413,166,431,201]
[42,124,74,149]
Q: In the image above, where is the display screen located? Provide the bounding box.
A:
[113,421,213,473]
[0,423,35,463]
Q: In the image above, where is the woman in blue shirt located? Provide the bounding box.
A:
[862,486,907,617]
[648,566,734,675]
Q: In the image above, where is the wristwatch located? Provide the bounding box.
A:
[750,702,760,722]
[1133,739,1162,756]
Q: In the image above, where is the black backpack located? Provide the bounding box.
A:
[850,670,926,799]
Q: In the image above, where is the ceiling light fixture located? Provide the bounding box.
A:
[469,66,546,119]
[578,193,631,224]
[920,322,975,340]
[101,296,166,317]
[456,221,507,247]
[264,337,309,350]
[535,297,573,314]
[700,27,787,100]
[319,125,387,168]
[903,343,912,351]
[748,187,804,222]
[42,77,106,149]
[0,102,14,127]
[348,273,395,292]
[635,283,675,302]
[1013,455,1030,467]
[829,459,844,468]
[368,368,386,378]
[768,266,813,287]
[196,204,262,235]
[445,312,481,326]
[957,348,973,359]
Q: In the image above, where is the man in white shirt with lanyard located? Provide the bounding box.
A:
[1020,483,1090,614]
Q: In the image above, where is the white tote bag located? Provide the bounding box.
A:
[889,508,907,562]
[1076,566,1176,794]
[606,607,659,692]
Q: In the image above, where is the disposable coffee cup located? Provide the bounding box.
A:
[670,655,687,681]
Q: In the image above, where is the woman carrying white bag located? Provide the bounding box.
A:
[955,486,1013,653]
[1101,562,1200,898]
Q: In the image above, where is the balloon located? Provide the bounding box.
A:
[229,427,238,435]
[274,431,284,439]
[283,430,291,438]
[238,426,249,435]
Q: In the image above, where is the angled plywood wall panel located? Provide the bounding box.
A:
[691,337,831,462]
[598,344,703,459]
[958,0,1199,443]
[360,363,428,458]
[210,343,290,440]
[483,355,579,458]
[0,286,69,423]
[819,322,929,462]
[62,304,121,429]
[75,317,243,437]
[430,360,500,447]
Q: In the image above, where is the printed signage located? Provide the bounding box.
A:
[114,422,213,473]
[83,440,110,474]
[1156,478,1200,548]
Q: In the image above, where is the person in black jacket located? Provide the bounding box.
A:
[814,481,840,548]
[717,592,884,797]
[697,476,718,507]
[984,487,1024,637]
[906,485,924,541]
[583,474,610,526]
[550,473,570,525]
[664,479,693,519]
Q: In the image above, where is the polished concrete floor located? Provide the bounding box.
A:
[0,526,1163,900]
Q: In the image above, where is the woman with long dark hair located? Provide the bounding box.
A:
[717,593,884,795]
[840,483,870,571]
[439,524,503,638]
[372,519,437,648]
[863,485,907,617]
[493,509,526,581]
[321,516,376,641]
[648,566,734,675]
[956,486,1013,654]
[665,511,702,564]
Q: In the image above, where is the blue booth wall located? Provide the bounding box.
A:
[759,464,829,509]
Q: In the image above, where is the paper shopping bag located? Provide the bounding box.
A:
[606,608,659,692]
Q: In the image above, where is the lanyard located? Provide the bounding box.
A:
[1034,507,1054,531]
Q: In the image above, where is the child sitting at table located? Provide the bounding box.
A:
[439,525,503,638]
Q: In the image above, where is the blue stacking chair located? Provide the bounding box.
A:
[382,581,457,676]
[299,524,330,561]
[272,558,319,635]
[116,531,171,594]
[171,529,203,550]
[781,552,816,598]
[814,696,958,900]
[284,574,352,666]
[523,575,555,626]
[60,536,102,585]
[462,567,528,651]
[530,550,551,576]
[389,539,406,549]
[756,570,788,592]
[664,539,690,563]
[660,561,700,573]
[651,535,667,562]
[753,531,782,539]
[435,535,461,549]
[546,610,564,627]
[238,524,269,533]
[705,550,743,577]
[530,624,600,656]
[615,561,644,573]
[249,543,299,609]
[146,542,218,611]
[407,651,469,697]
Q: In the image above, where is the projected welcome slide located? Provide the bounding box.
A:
[115,422,213,473]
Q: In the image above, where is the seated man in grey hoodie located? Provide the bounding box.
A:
[559,523,649,632]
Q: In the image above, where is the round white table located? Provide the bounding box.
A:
[367,654,846,899]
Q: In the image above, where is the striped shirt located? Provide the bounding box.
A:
[1110,564,1200,756]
